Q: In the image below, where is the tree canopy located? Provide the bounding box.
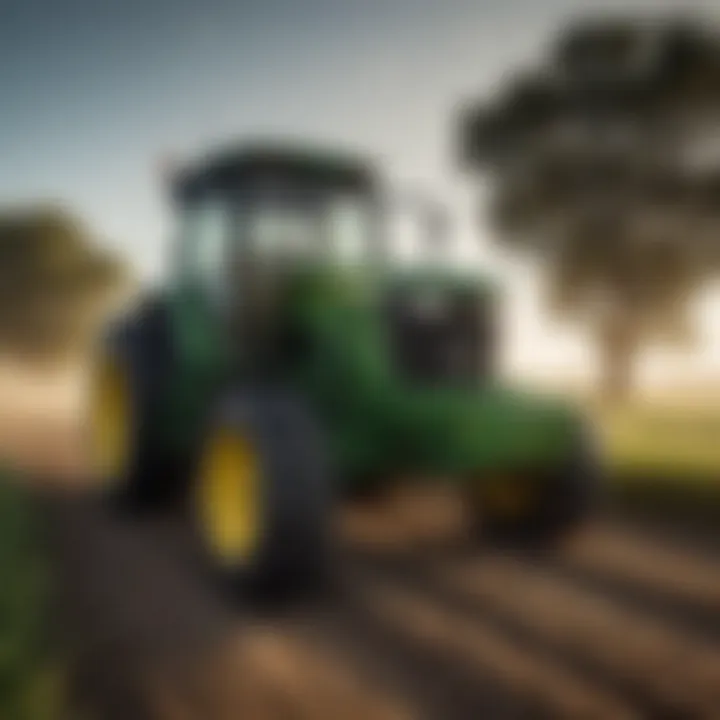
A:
[459,14,720,399]
[0,204,130,362]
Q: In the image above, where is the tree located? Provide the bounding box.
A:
[0,204,130,363]
[459,15,720,401]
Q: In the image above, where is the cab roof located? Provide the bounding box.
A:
[172,141,378,201]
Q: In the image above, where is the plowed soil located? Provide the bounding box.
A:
[4,368,720,720]
[41,489,720,720]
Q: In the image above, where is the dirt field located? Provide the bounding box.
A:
[38,490,720,720]
[4,366,720,720]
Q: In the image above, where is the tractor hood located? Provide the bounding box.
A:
[386,382,581,475]
[283,265,583,477]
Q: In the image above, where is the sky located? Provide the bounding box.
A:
[1,0,719,390]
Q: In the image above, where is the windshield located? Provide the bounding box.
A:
[236,189,447,270]
[239,191,378,262]
[176,185,450,297]
[238,190,376,267]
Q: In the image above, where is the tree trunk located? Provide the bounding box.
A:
[598,312,638,404]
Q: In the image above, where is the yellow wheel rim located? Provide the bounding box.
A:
[88,359,132,480]
[196,429,261,565]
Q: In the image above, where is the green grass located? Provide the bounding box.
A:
[0,472,68,720]
[594,401,720,480]
[585,398,720,522]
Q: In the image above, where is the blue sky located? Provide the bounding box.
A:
[0,0,607,272]
[2,0,718,386]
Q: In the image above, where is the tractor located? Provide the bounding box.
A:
[85,141,601,599]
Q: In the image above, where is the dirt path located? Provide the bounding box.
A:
[39,492,720,720]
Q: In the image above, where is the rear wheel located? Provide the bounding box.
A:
[190,389,335,603]
[84,299,176,510]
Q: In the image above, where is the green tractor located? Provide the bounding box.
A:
[86,141,601,599]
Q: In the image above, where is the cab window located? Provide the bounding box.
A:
[175,198,231,304]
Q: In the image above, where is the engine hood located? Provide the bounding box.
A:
[383,380,583,472]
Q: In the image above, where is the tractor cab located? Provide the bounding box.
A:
[169,143,495,384]
[170,143,450,286]
[168,145,381,367]
[172,145,379,268]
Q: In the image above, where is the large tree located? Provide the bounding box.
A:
[460,15,720,400]
[0,204,130,363]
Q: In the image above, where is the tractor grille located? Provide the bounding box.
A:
[385,285,493,386]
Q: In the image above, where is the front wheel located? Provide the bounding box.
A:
[468,428,603,546]
[189,389,335,604]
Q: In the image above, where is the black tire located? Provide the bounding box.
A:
[90,297,177,512]
[473,425,603,546]
[188,387,336,605]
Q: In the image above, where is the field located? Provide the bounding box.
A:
[585,387,720,522]
[594,394,720,478]
[29,489,720,720]
[2,367,720,719]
